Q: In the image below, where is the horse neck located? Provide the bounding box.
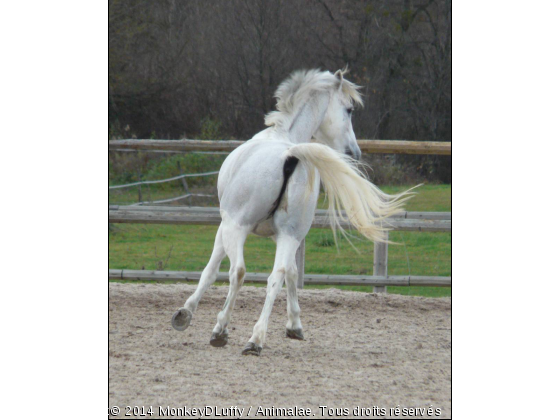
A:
[286,91,330,144]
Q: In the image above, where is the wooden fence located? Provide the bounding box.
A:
[109,139,451,155]
[109,206,451,290]
[109,139,451,292]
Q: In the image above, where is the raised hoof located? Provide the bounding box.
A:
[171,308,192,332]
[209,330,229,347]
[241,342,262,356]
[286,328,305,340]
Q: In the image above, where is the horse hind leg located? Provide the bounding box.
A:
[285,261,304,340]
[209,221,249,347]
[242,235,300,356]
[171,224,226,331]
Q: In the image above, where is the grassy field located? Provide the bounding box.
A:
[109,184,450,297]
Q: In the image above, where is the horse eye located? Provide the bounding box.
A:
[347,108,353,115]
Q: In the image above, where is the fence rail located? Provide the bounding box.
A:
[110,205,450,219]
[109,206,451,290]
[109,269,450,287]
[109,171,219,190]
[109,139,451,155]
[109,206,451,232]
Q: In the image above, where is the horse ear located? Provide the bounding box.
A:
[334,69,344,90]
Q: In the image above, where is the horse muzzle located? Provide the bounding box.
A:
[345,146,362,161]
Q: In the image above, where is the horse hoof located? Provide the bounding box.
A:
[210,330,229,347]
[286,328,304,340]
[241,342,262,356]
[171,308,192,331]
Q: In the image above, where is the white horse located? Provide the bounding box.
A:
[172,69,410,356]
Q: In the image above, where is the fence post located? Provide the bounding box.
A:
[136,168,143,203]
[373,233,389,293]
[177,161,192,206]
[296,239,306,289]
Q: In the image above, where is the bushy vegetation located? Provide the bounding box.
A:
[110,153,223,185]
[109,116,229,191]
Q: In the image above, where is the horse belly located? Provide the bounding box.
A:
[251,219,276,237]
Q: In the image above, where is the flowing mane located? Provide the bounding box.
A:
[264,68,363,129]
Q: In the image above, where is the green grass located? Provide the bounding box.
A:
[109,184,450,297]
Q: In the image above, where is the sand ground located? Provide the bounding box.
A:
[109,283,451,419]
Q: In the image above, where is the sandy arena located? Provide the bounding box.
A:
[109,283,451,419]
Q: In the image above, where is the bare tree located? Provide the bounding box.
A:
[109,0,451,180]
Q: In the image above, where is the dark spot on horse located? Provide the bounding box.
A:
[268,156,299,218]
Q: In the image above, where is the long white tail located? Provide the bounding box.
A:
[286,143,415,244]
